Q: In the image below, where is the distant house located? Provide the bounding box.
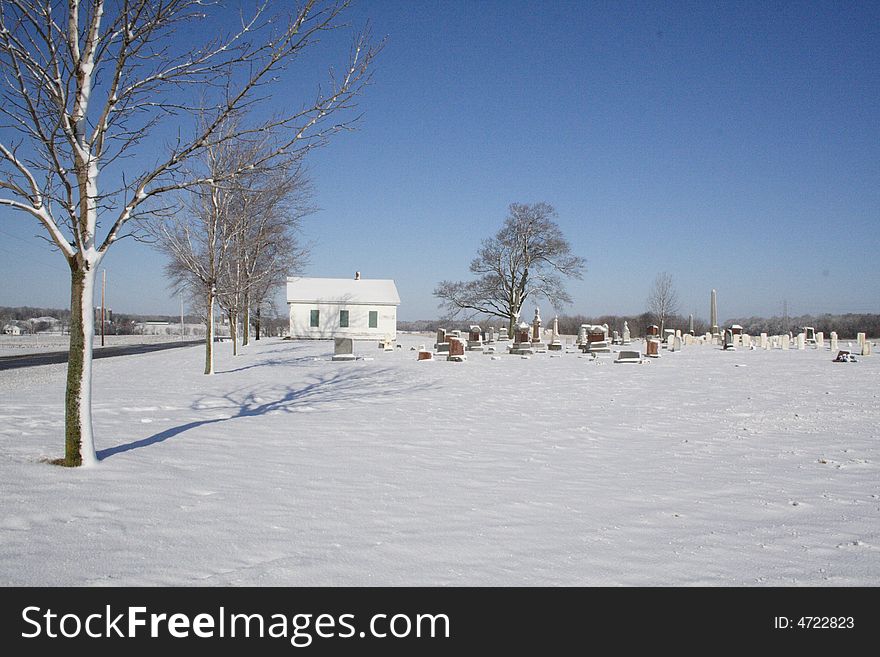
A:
[286,274,400,340]
[3,324,21,336]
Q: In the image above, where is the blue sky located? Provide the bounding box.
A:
[1,0,878,322]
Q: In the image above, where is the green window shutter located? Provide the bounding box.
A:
[368,310,378,328]
[309,309,320,327]
[339,310,349,328]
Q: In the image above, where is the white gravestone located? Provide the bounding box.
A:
[782,334,790,350]
[797,333,806,350]
[830,332,838,352]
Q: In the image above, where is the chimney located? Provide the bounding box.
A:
[355,271,361,280]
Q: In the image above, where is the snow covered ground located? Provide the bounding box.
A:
[0,333,199,357]
[1,333,878,586]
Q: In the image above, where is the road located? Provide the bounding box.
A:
[0,339,203,371]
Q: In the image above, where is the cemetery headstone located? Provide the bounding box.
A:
[447,337,467,362]
[332,337,356,361]
[549,316,563,351]
[467,325,484,351]
[435,328,449,353]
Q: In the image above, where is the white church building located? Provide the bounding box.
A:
[286,273,400,340]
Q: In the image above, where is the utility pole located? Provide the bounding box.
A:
[101,270,106,347]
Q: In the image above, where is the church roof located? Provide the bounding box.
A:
[286,277,400,305]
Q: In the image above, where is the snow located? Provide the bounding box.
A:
[1,334,878,586]
[286,277,401,305]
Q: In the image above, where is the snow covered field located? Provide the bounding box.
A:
[1,334,878,586]
[0,333,199,357]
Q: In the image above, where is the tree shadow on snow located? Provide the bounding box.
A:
[97,367,430,460]
[216,355,320,374]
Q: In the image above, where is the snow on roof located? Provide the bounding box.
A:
[286,277,400,305]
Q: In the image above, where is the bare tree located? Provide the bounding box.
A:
[152,121,249,374]
[0,1,378,466]
[435,203,586,333]
[149,119,312,371]
[234,161,312,348]
[646,272,680,335]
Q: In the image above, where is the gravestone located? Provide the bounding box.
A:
[498,327,509,342]
[782,334,790,350]
[857,332,866,348]
[673,335,682,352]
[435,328,449,353]
[741,334,751,348]
[486,327,496,343]
[760,333,768,349]
[815,332,824,349]
[417,350,434,361]
[549,316,563,351]
[830,331,838,352]
[612,330,620,345]
[577,324,588,345]
[645,338,660,358]
[447,337,467,362]
[510,322,535,355]
[722,329,735,350]
[622,322,631,344]
[862,340,872,357]
[585,327,610,353]
[467,325,484,351]
[530,308,547,350]
[667,334,675,351]
[332,337,356,361]
[797,333,806,350]
[615,350,642,364]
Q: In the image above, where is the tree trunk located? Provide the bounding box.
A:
[64,258,99,466]
[229,309,238,356]
[255,306,261,340]
[204,288,215,375]
[242,294,250,347]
